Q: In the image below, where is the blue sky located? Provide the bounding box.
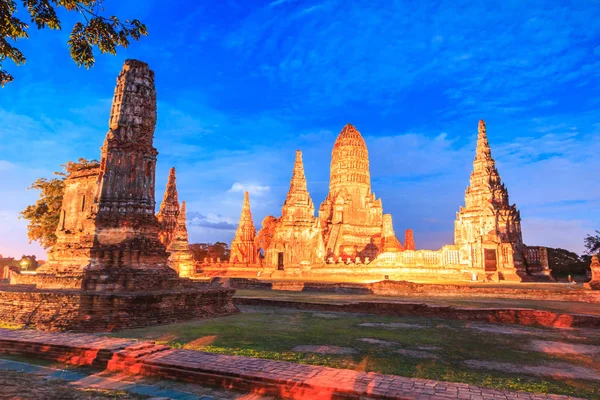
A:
[1,0,599,259]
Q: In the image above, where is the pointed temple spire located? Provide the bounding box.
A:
[475,119,492,162]
[454,119,526,280]
[167,200,195,277]
[282,150,315,225]
[157,167,180,247]
[289,149,309,193]
[230,191,258,264]
[404,229,415,251]
[465,119,510,210]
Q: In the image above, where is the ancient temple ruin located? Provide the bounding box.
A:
[156,167,195,276]
[1,60,237,331]
[201,120,551,283]
[157,167,180,248]
[454,120,526,281]
[230,192,258,264]
[258,150,324,269]
[167,201,195,277]
[318,124,393,260]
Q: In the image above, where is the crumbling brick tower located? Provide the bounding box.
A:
[90,60,171,272]
[4,60,238,332]
[40,60,179,288]
[157,167,180,248]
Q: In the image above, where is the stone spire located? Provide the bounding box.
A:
[157,167,180,247]
[454,119,525,280]
[404,229,415,251]
[167,201,195,277]
[95,59,159,216]
[281,150,315,225]
[465,119,512,211]
[230,191,258,264]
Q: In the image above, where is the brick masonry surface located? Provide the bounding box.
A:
[0,328,585,400]
[228,279,600,303]
[0,287,238,332]
[233,297,600,329]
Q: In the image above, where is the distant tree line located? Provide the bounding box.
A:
[0,254,40,270]
[189,242,230,262]
[546,230,600,279]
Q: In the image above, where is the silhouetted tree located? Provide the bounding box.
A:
[1,0,147,86]
[546,247,589,278]
[189,242,231,262]
[584,230,600,255]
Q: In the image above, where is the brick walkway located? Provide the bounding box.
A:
[0,328,584,400]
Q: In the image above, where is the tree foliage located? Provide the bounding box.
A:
[584,230,600,255]
[19,158,97,249]
[1,0,147,86]
[190,242,231,262]
[546,247,589,278]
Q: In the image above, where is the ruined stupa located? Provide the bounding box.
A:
[454,120,526,281]
[318,124,398,259]
[167,201,195,277]
[157,167,180,248]
[230,191,258,264]
[2,60,237,331]
[259,150,324,269]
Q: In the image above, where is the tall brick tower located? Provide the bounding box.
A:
[454,120,525,281]
[318,124,391,259]
[260,150,324,269]
[41,60,175,285]
[281,150,315,225]
[230,192,258,264]
[167,201,195,277]
[157,167,180,247]
[89,60,170,274]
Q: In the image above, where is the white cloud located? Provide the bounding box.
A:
[228,182,271,196]
[188,212,237,230]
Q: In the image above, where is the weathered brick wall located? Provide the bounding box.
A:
[0,287,237,332]
[10,273,83,289]
[228,278,600,303]
[234,297,600,329]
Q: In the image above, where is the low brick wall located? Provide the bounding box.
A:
[234,297,600,329]
[229,278,600,303]
[368,280,600,303]
[0,287,238,332]
[10,273,83,289]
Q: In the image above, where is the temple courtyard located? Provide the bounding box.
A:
[0,286,598,399]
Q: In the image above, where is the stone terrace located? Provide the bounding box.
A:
[0,328,585,400]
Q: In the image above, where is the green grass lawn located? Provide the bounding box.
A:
[107,306,600,399]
